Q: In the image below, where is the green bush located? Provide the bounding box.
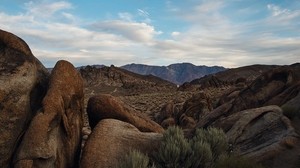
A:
[186,139,212,168]
[120,126,260,168]
[193,127,228,161]
[153,126,191,168]
[119,149,150,168]
[215,155,264,168]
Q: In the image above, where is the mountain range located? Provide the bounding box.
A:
[121,63,226,85]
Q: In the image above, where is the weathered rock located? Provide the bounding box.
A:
[0,29,49,167]
[179,114,196,129]
[80,119,163,168]
[87,94,164,133]
[161,117,176,128]
[198,66,300,127]
[14,60,84,168]
[156,101,178,124]
[211,106,299,162]
[178,92,212,124]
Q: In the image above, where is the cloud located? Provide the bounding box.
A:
[91,20,161,43]
[0,0,299,68]
[138,9,149,17]
[24,1,72,18]
[118,12,133,22]
[267,4,290,17]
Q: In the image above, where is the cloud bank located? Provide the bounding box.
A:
[0,0,299,68]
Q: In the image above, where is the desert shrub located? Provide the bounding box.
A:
[186,139,213,168]
[193,127,228,161]
[119,149,150,168]
[153,126,191,168]
[121,127,259,168]
[215,155,264,168]
[282,105,299,119]
[154,126,227,168]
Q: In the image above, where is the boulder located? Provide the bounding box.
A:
[161,117,176,128]
[87,94,164,133]
[211,106,299,162]
[80,119,163,168]
[13,60,84,168]
[156,101,178,124]
[0,29,49,167]
[178,92,212,125]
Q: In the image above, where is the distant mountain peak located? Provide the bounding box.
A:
[121,63,226,85]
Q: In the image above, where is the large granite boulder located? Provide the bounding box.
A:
[211,106,299,163]
[80,119,162,168]
[0,29,49,167]
[87,94,164,133]
[13,60,84,168]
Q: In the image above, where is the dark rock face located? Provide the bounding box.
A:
[80,119,162,168]
[0,29,49,167]
[14,60,84,168]
[212,106,298,162]
[87,94,164,133]
[121,63,225,85]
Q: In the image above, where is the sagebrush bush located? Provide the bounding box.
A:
[120,126,260,168]
[119,149,150,168]
[186,139,212,168]
[153,126,191,168]
[193,127,228,161]
[215,155,264,168]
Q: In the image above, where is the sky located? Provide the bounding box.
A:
[0,0,299,68]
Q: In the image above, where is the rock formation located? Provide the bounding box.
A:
[80,119,163,168]
[158,92,212,129]
[13,60,84,168]
[0,29,49,167]
[211,106,299,163]
[87,94,164,133]
[197,65,300,128]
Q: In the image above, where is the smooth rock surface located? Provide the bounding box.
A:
[87,94,164,133]
[80,119,162,168]
[212,105,299,161]
[14,60,84,168]
[0,29,49,167]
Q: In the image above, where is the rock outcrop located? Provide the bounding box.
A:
[211,106,299,162]
[0,29,49,167]
[87,94,164,133]
[80,119,163,168]
[158,92,212,129]
[197,65,300,128]
[13,60,84,168]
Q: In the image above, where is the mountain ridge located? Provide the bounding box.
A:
[120,63,226,85]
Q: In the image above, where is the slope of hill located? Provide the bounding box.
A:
[79,65,177,96]
[121,63,226,85]
[179,64,280,91]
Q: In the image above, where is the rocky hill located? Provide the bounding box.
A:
[121,63,226,85]
[179,64,279,91]
[79,65,177,96]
